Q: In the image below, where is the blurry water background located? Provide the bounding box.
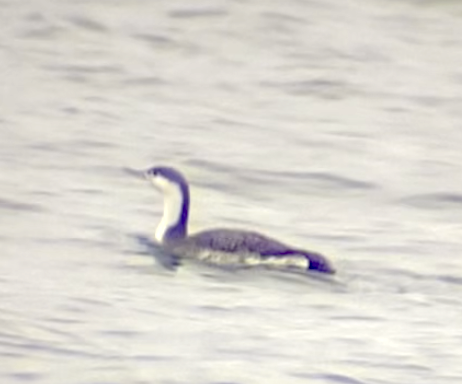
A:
[1,0,462,383]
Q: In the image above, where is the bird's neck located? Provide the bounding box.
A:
[155,183,189,244]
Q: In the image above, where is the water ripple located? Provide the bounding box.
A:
[0,197,43,212]
[168,7,229,19]
[400,192,462,210]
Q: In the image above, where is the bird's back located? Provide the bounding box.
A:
[166,228,335,273]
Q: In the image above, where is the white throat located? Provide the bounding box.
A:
[155,183,184,243]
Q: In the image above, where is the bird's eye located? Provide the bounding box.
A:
[145,168,158,178]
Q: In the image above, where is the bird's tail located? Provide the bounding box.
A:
[301,250,336,274]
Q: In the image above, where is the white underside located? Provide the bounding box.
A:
[155,183,184,243]
[195,250,309,269]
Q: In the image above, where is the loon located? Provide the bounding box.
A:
[144,166,335,274]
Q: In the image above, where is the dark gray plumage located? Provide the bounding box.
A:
[168,229,334,273]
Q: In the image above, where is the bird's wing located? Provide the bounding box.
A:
[182,229,335,274]
[185,228,295,256]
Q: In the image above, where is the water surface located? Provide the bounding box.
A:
[1,0,462,383]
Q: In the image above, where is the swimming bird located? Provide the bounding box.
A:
[144,166,335,274]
